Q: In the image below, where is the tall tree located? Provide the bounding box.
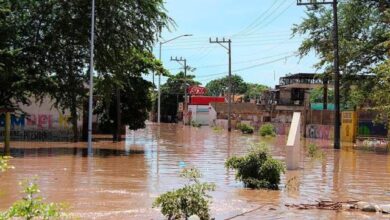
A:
[205,75,247,99]
[244,83,268,103]
[47,0,90,141]
[95,49,167,140]
[293,0,389,108]
[0,1,53,111]
[47,0,172,141]
[158,72,200,123]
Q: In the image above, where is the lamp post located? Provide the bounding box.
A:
[87,0,95,156]
[157,34,192,124]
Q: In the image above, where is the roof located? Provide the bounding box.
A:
[281,73,319,79]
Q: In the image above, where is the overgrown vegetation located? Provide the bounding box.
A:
[212,126,223,133]
[0,156,13,172]
[225,143,285,190]
[285,176,300,192]
[259,123,276,137]
[0,179,66,220]
[237,123,254,134]
[1,158,66,219]
[293,0,389,109]
[153,168,216,220]
[307,143,325,160]
[191,120,201,128]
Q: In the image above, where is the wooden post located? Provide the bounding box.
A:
[4,112,11,155]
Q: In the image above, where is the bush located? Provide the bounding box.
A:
[153,168,216,220]
[0,179,66,219]
[212,126,223,133]
[191,120,201,128]
[0,156,13,172]
[259,123,276,137]
[225,143,285,190]
[237,123,254,134]
[307,143,325,159]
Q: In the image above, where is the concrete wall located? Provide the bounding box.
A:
[0,97,82,141]
[305,124,333,139]
[188,105,210,125]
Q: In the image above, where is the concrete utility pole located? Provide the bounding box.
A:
[297,0,341,149]
[209,37,232,132]
[170,56,188,115]
[87,0,96,156]
[157,34,192,124]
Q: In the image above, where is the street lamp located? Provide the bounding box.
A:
[157,34,193,124]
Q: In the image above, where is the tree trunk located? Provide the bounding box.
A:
[113,88,121,142]
[71,106,78,142]
[71,95,78,142]
[4,112,11,155]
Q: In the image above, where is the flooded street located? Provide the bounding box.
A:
[1,124,390,219]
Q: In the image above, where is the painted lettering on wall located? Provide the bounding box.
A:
[0,113,72,129]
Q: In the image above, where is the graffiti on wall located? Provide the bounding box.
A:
[358,121,388,137]
[306,124,333,139]
[0,129,75,141]
[0,113,73,129]
[272,123,290,135]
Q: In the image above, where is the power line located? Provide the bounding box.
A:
[172,51,295,70]
[196,54,295,80]
[233,0,286,37]
[246,2,295,35]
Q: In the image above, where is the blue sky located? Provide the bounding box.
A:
[147,0,319,87]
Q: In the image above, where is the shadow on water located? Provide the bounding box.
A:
[0,147,144,158]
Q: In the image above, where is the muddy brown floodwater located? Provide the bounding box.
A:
[1,124,390,219]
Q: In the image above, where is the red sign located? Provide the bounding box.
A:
[187,86,207,95]
[190,96,225,105]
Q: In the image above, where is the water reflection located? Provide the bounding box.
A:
[0,124,389,219]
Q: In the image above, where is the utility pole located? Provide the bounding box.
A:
[171,57,188,123]
[209,37,232,132]
[87,0,96,155]
[297,0,341,149]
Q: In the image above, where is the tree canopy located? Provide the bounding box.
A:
[293,0,389,108]
[157,72,200,123]
[205,75,248,97]
[0,0,172,143]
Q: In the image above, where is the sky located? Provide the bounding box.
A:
[147,0,320,88]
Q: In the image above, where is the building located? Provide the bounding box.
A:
[187,96,225,125]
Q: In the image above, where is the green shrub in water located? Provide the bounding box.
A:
[153,168,216,220]
[191,120,201,128]
[212,126,223,133]
[259,123,276,137]
[225,143,285,190]
[0,156,13,172]
[307,143,325,159]
[238,123,254,134]
[0,179,66,220]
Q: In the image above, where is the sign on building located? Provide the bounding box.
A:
[187,86,207,95]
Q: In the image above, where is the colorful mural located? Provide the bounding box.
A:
[306,124,333,140]
[0,113,73,129]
